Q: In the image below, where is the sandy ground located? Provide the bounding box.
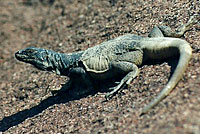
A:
[0,0,200,133]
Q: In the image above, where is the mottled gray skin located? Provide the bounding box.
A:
[15,16,197,115]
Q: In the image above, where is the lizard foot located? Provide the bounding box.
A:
[105,84,124,99]
[51,89,61,96]
[176,15,198,35]
[105,70,138,100]
[51,80,73,96]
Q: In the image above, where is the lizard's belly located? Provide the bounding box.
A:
[87,68,124,80]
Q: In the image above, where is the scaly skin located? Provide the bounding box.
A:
[15,16,197,115]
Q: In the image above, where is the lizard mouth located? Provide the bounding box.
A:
[15,50,35,62]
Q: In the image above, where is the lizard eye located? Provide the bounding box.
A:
[26,49,35,53]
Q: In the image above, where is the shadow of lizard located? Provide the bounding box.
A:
[0,86,98,132]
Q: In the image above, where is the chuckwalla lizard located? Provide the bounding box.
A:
[15,16,197,114]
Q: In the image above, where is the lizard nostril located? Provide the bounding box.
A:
[15,50,24,59]
[15,51,20,56]
[15,50,21,55]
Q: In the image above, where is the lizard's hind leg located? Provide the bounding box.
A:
[148,26,165,37]
[158,16,197,37]
[105,61,139,99]
[148,16,197,38]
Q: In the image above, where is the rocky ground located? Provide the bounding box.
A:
[0,0,200,133]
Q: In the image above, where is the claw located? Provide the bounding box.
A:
[105,86,116,99]
[105,93,112,100]
[187,16,198,25]
[126,78,133,85]
[105,84,122,100]
[108,86,115,91]
[176,15,198,35]
[115,81,120,84]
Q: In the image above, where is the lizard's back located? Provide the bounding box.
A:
[81,34,144,73]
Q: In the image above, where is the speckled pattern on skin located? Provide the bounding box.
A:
[0,0,200,134]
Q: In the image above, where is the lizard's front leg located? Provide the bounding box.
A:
[51,78,73,95]
[105,61,139,99]
[51,67,94,96]
[69,67,94,88]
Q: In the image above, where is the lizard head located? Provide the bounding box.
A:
[15,47,55,71]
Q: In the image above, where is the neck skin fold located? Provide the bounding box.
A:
[47,50,83,76]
